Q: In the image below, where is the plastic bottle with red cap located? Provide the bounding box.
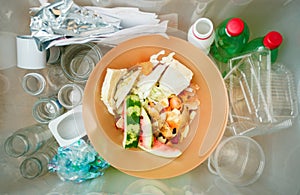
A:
[242,31,283,63]
[210,17,250,63]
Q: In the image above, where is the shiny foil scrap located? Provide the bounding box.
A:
[30,0,120,50]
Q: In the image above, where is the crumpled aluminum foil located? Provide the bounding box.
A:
[30,0,120,50]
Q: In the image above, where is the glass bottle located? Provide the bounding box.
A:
[188,17,215,55]
[242,31,283,64]
[32,97,64,124]
[57,83,84,110]
[4,124,53,158]
[19,138,58,179]
[61,43,102,84]
[210,17,250,63]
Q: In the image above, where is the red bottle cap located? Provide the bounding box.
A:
[263,31,283,49]
[226,18,245,36]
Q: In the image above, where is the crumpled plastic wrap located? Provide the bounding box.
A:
[30,0,168,51]
[48,139,110,183]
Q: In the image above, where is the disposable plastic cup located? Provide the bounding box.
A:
[207,135,265,186]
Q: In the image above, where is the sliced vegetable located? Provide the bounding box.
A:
[122,94,141,148]
[138,107,153,150]
[139,139,182,158]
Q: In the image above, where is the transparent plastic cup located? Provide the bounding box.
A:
[207,136,265,186]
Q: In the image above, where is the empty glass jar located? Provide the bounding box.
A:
[32,97,64,124]
[61,43,102,84]
[4,124,53,158]
[57,83,84,109]
[19,138,58,179]
[21,66,69,97]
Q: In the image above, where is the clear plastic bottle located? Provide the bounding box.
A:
[4,124,53,158]
[32,97,65,124]
[188,17,215,55]
[210,17,250,63]
[19,138,58,179]
[242,31,283,64]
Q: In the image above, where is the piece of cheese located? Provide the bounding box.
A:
[159,58,193,95]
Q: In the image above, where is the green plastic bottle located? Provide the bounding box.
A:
[210,17,250,63]
[243,31,283,64]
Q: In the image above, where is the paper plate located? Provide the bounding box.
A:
[83,35,228,179]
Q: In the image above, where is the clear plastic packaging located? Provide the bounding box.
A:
[267,63,298,120]
[48,139,110,183]
[225,49,298,137]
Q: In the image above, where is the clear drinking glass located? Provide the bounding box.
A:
[19,138,58,179]
[4,124,53,158]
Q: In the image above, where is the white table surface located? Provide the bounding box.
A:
[1,0,300,194]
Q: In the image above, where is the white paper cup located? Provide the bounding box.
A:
[208,136,265,186]
[16,35,46,69]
